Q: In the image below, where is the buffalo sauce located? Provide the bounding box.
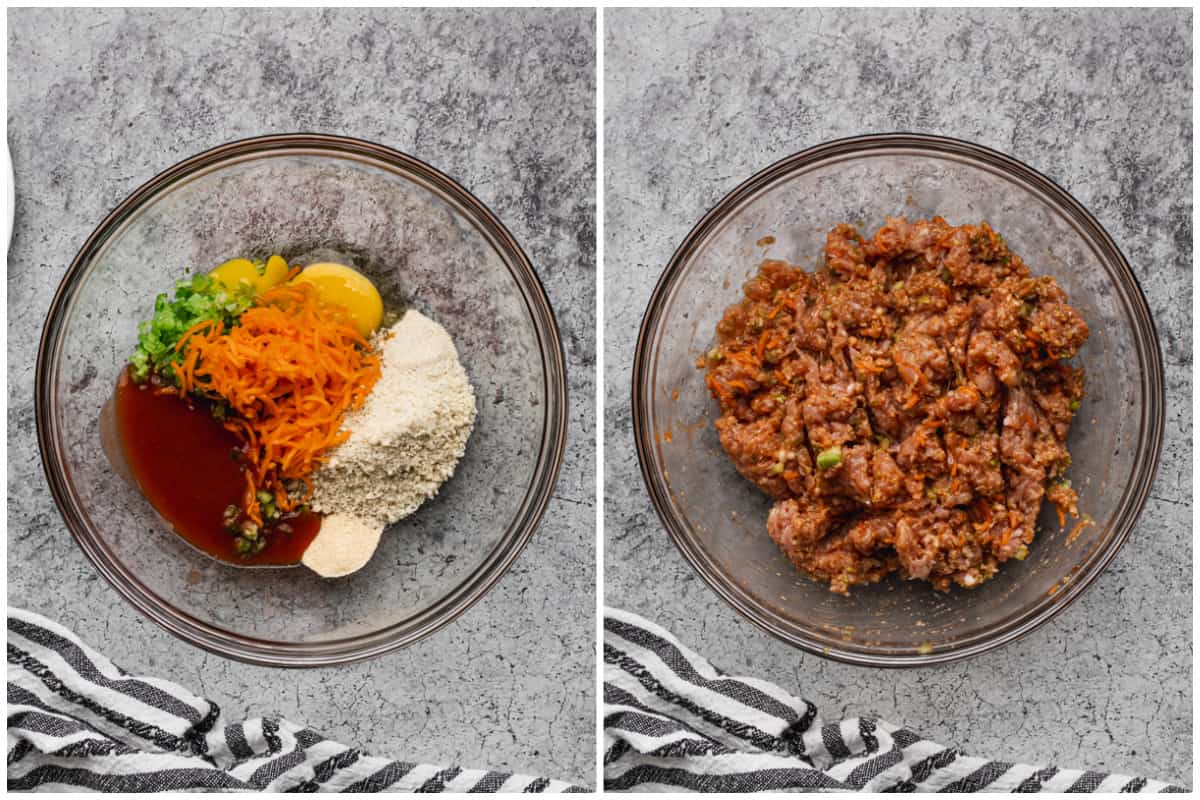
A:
[113,367,321,566]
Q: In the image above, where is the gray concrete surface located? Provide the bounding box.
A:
[8,8,594,785]
[605,8,1191,786]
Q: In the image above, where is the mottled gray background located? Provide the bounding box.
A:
[605,8,1191,786]
[8,8,594,784]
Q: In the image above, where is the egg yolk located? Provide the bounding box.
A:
[210,255,290,293]
[290,263,383,337]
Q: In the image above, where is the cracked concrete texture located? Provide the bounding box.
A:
[605,8,1190,786]
[8,8,594,784]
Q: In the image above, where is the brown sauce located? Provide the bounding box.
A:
[113,367,321,566]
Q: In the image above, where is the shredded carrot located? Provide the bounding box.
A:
[728,349,759,368]
[174,281,381,525]
[757,330,770,361]
[1067,515,1094,544]
[973,499,993,531]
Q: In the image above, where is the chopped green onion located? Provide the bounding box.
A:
[816,447,842,470]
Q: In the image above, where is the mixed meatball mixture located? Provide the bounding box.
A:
[704,217,1089,593]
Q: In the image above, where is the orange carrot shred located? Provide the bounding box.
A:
[174,282,381,524]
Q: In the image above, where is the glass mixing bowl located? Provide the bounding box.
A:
[37,134,567,666]
[633,133,1163,666]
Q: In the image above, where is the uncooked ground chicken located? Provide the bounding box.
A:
[301,309,476,578]
[704,217,1088,594]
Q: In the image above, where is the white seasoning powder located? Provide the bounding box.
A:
[310,309,477,528]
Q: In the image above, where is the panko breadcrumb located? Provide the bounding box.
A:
[303,309,477,577]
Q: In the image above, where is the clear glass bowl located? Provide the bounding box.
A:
[37,134,567,666]
[633,134,1163,666]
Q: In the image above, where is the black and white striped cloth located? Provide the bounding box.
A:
[603,607,1183,793]
[7,608,585,792]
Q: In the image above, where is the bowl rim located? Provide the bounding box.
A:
[35,132,569,667]
[632,131,1165,667]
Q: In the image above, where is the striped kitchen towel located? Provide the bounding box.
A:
[603,607,1184,793]
[7,608,586,792]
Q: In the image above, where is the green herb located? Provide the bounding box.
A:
[1069,399,1081,411]
[1014,545,1029,561]
[940,268,952,283]
[128,274,255,384]
[256,490,280,521]
[234,535,266,557]
[816,446,842,470]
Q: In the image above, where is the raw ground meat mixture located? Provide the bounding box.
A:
[704,217,1089,594]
